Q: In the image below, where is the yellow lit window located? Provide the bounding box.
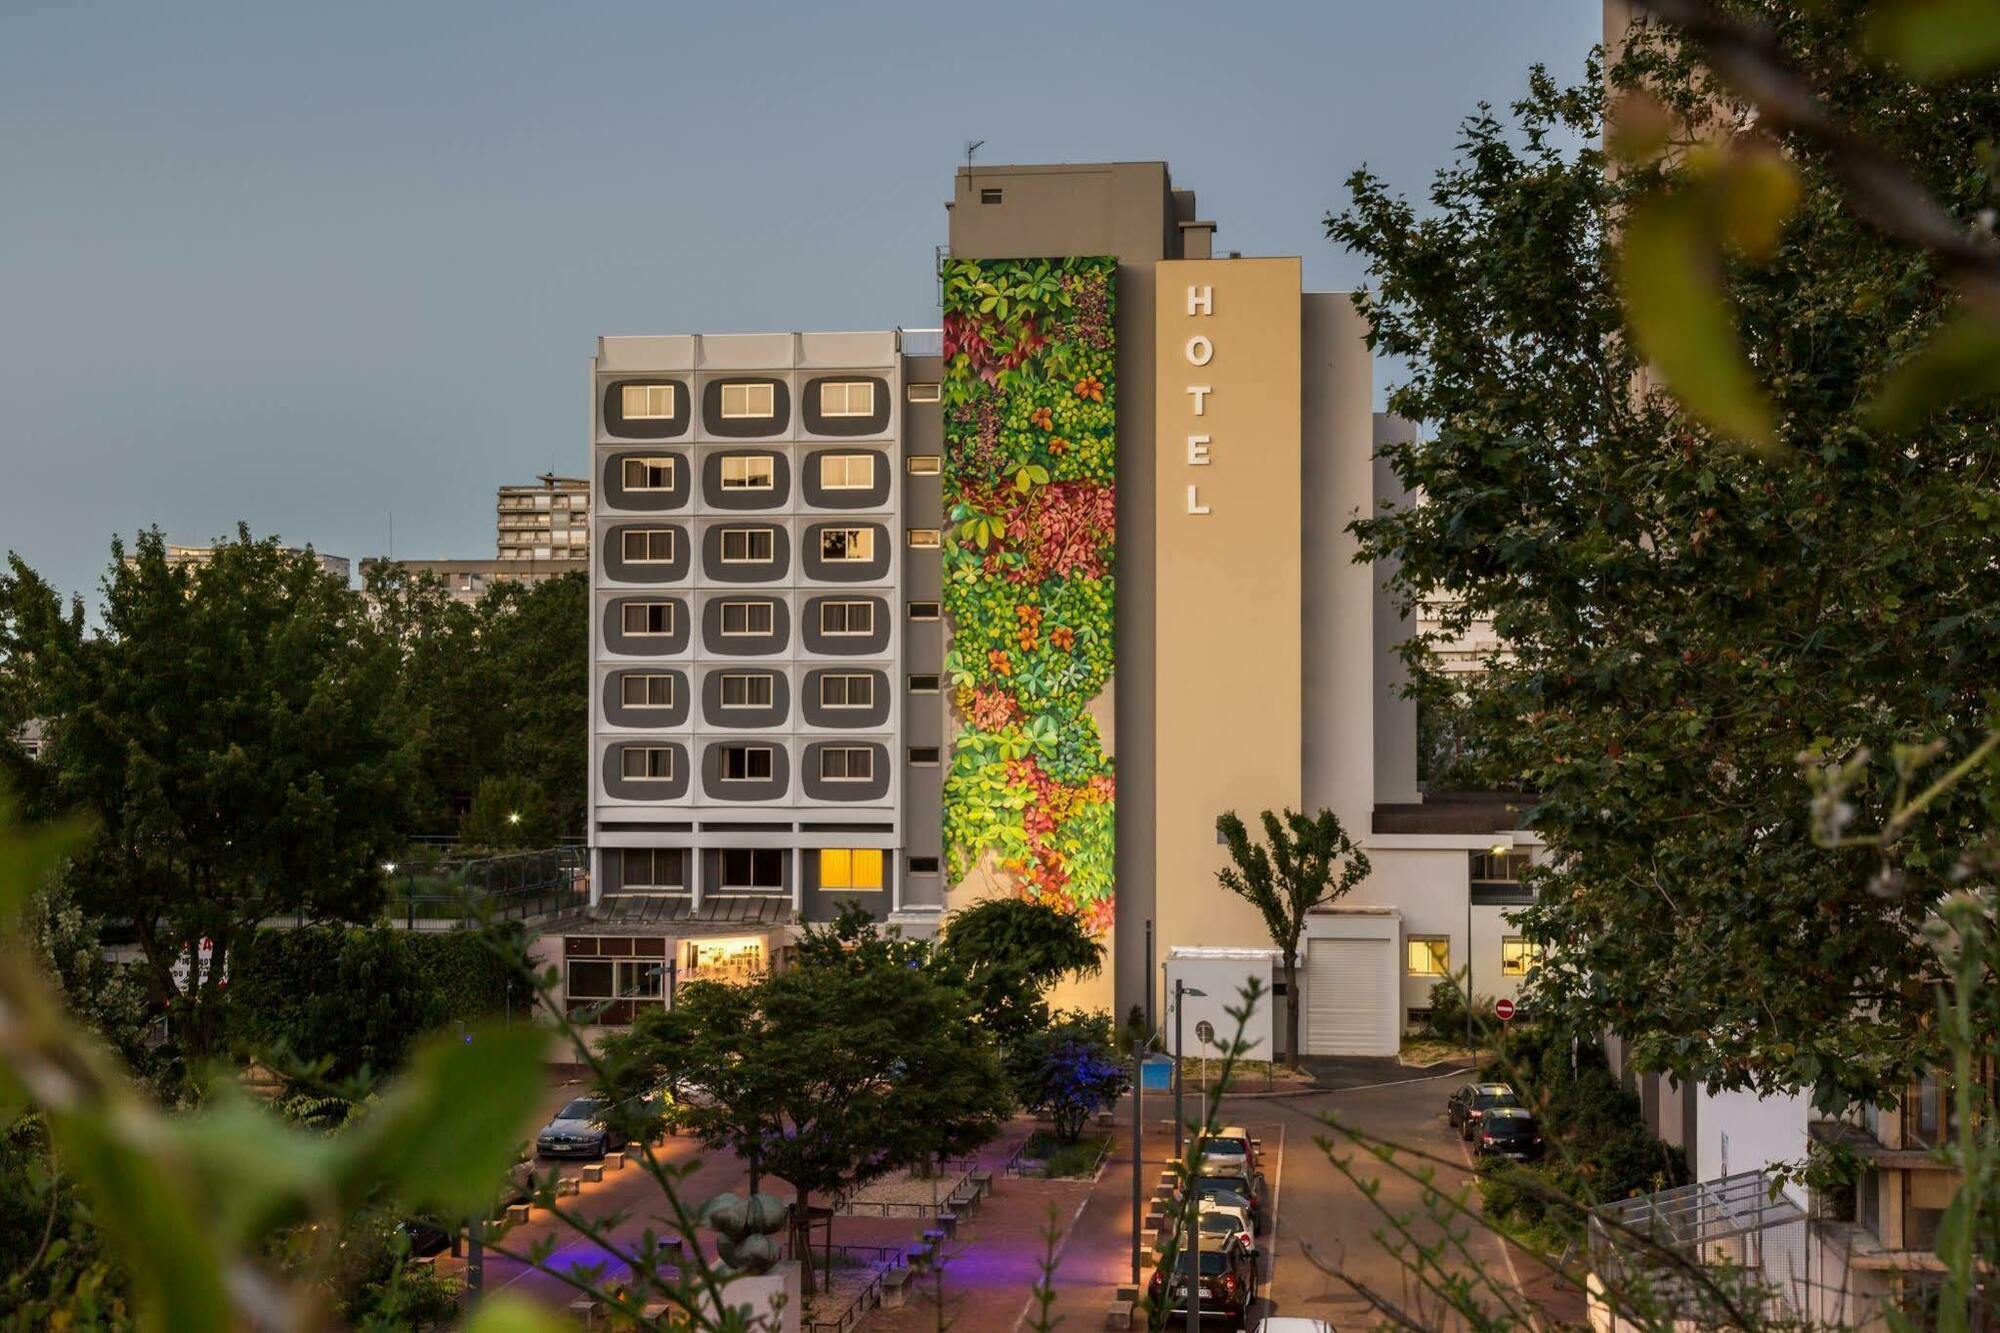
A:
[622,384,676,419]
[1407,937,1450,977]
[820,847,883,890]
[1501,938,1542,976]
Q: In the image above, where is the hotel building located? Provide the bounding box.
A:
[579,160,1540,1050]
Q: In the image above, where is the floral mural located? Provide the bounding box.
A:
[941,256,1117,931]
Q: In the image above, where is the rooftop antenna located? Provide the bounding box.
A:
[964,139,985,187]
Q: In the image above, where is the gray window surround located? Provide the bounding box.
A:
[801,742,891,801]
[800,375,892,437]
[699,741,790,802]
[800,596,890,656]
[700,669,790,729]
[602,450,692,512]
[802,848,893,924]
[701,596,789,656]
[702,523,790,583]
[701,450,791,510]
[602,378,692,439]
[702,377,791,438]
[800,449,892,509]
[603,523,691,584]
[603,598,691,656]
[801,522,891,582]
[800,668,890,728]
[603,669,692,728]
[601,742,691,800]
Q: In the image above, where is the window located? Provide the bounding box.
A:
[905,383,941,404]
[908,600,941,621]
[1501,938,1543,976]
[820,848,883,890]
[719,673,774,709]
[719,848,784,890]
[620,747,674,781]
[819,454,875,490]
[622,848,683,888]
[908,855,941,874]
[720,456,775,490]
[721,383,775,419]
[1407,937,1451,977]
[909,746,941,765]
[622,456,675,490]
[1470,849,1533,882]
[621,602,675,635]
[819,381,875,418]
[622,529,676,563]
[622,383,676,419]
[719,746,774,781]
[720,601,774,636]
[819,673,874,709]
[819,527,875,562]
[819,600,875,636]
[568,957,665,1002]
[906,455,942,475]
[907,528,941,549]
[621,674,674,708]
[909,674,941,693]
[980,187,1003,204]
[819,747,874,782]
[720,528,775,563]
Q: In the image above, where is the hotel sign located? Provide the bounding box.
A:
[1183,283,1215,515]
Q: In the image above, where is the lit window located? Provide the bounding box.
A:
[720,601,775,636]
[1471,849,1533,882]
[721,383,775,419]
[819,600,875,636]
[819,381,875,418]
[907,528,941,549]
[819,527,875,562]
[720,528,775,563]
[721,456,775,490]
[819,673,874,708]
[1407,937,1451,977]
[819,747,874,782]
[720,673,774,709]
[622,529,676,563]
[621,602,674,635]
[621,848,683,888]
[905,383,941,404]
[719,746,774,781]
[622,384,676,419]
[1501,938,1543,976]
[621,674,674,708]
[906,455,942,475]
[819,454,875,490]
[622,457,675,490]
[620,747,674,780]
[720,848,784,890]
[820,848,884,890]
[908,600,941,621]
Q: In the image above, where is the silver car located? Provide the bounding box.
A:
[535,1097,628,1160]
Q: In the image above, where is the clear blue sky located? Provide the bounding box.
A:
[1,1,1600,600]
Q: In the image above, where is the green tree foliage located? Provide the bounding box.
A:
[1331,11,2000,1108]
[0,530,407,1054]
[934,894,1103,1055]
[459,774,558,850]
[1215,808,1370,1071]
[1012,1010,1129,1144]
[599,905,1012,1293]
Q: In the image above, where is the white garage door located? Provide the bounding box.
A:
[1305,937,1393,1055]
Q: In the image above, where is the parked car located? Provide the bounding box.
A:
[1198,1190,1257,1249]
[1197,1125,1262,1175]
[1198,1205,1255,1254]
[535,1097,628,1160]
[1474,1106,1544,1161]
[1147,1230,1257,1324]
[1447,1082,1521,1140]
[1194,1166,1264,1234]
[1253,1317,1337,1332]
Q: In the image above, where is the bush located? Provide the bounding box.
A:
[1426,976,1495,1044]
[1012,1010,1128,1144]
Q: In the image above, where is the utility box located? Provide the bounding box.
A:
[1139,1054,1175,1092]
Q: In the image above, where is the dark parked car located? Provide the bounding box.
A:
[1447,1082,1521,1140]
[1148,1230,1257,1324]
[397,1218,452,1258]
[535,1097,628,1160]
[1475,1107,1544,1161]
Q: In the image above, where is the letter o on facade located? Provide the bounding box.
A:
[1184,335,1214,367]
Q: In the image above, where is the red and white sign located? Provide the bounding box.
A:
[1494,998,1517,1023]
[170,938,227,994]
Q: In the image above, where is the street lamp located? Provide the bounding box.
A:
[507,811,522,826]
[1173,978,1207,1333]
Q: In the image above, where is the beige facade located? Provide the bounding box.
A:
[359,556,579,605]
[498,473,590,562]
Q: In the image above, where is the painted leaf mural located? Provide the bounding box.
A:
[941,256,1117,931]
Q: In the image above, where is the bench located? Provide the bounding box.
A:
[937,1210,959,1239]
[504,1203,531,1227]
[567,1296,600,1326]
[948,1187,978,1217]
[1097,1110,1116,1128]
[1104,1299,1134,1329]
[908,1241,935,1270]
[582,1163,604,1183]
[881,1266,915,1309]
[970,1169,994,1197]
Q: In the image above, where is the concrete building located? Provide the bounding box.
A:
[498,473,591,563]
[155,542,350,582]
[575,160,1543,1055]
[358,556,580,605]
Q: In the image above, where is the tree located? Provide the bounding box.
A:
[934,894,1103,1055]
[1013,1010,1129,1144]
[1216,808,1371,1071]
[459,774,557,849]
[1332,12,2000,1108]
[0,529,408,1052]
[598,906,1011,1293]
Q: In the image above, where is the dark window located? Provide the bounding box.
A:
[909,600,941,621]
[909,856,941,874]
[980,187,1003,204]
[720,848,785,889]
[909,674,941,693]
[719,746,774,781]
[1470,849,1533,882]
[622,848,683,888]
[909,747,941,765]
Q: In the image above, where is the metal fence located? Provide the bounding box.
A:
[384,846,587,928]
[777,1242,905,1333]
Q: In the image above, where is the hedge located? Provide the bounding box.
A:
[230,924,523,1079]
